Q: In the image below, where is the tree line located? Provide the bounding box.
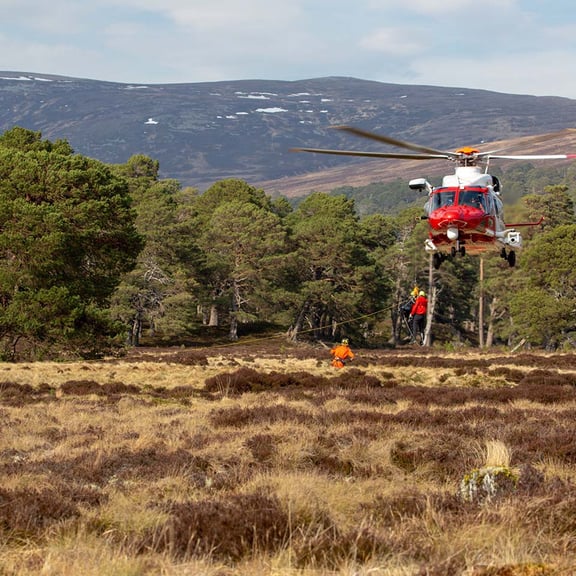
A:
[0,127,575,359]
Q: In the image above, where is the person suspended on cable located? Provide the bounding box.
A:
[330,338,355,368]
[409,290,428,345]
[400,285,420,328]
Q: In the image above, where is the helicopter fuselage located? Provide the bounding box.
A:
[416,166,521,262]
[424,185,515,255]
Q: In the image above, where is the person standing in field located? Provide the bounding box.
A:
[409,290,428,345]
[330,338,355,368]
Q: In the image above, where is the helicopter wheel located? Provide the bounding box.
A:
[500,248,507,260]
[451,246,457,258]
[459,245,466,257]
[507,250,516,267]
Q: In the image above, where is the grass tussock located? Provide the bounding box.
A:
[0,345,575,575]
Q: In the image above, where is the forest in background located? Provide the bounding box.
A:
[1,126,576,360]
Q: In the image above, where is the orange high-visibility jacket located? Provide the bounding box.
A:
[330,344,355,368]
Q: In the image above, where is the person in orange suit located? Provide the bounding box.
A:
[330,338,355,368]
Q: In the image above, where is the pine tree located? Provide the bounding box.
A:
[0,128,142,358]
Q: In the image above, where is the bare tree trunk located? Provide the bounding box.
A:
[391,275,404,345]
[208,304,219,327]
[479,257,485,348]
[129,315,141,346]
[198,305,211,325]
[287,302,308,342]
[423,254,435,347]
[229,315,238,340]
[485,295,499,348]
[228,280,241,341]
[423,287,436,347]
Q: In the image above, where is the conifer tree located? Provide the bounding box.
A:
[285,192,390,343]
[0,128,142,358]
[193,179,289,339]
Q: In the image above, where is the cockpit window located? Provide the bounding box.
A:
[460,191,486,210]
[431,191,456,210]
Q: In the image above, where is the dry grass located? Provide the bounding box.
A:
[0,343,575,575]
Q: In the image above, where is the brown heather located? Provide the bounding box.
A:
[0,343,575,575]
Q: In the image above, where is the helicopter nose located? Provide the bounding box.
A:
[436,206,466,229]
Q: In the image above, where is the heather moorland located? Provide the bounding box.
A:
[0,341,574,576]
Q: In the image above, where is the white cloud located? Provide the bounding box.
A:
[0,0,88,34]
[365,0,517,14]
[359,28,424,56]
[408,49,576,98]
[99,0,302,29]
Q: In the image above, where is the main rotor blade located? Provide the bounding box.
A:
[290,147,449,160]
[476,149,504,157]
[488,154,576,160]
[332,125,455,157]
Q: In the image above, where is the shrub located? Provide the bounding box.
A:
[204,367,330,395]
[0,487,86,538]
[292,523,389,569]
[244,433,278,466]
[60,379,104,396]
[209,404,308,428]
[0,381,55,405]
[145,491,289,561]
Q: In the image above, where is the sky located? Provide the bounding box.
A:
[1,0,576,98]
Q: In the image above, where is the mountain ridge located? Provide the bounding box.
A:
[1,72,576,194]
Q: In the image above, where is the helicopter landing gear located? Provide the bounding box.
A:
[500,248,516,267]
[451,243,466,258]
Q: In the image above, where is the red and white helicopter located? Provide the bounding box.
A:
[293,126,576,269]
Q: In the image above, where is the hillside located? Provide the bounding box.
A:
[2,72,576,192]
